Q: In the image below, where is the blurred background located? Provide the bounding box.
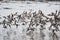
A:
[0,0,60,2]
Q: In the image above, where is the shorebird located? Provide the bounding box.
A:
[48,10,60,31]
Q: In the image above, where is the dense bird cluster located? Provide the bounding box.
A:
[0,10,60,40]
[0,10,60,30]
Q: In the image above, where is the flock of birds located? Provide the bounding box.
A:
[0,10,60,40]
